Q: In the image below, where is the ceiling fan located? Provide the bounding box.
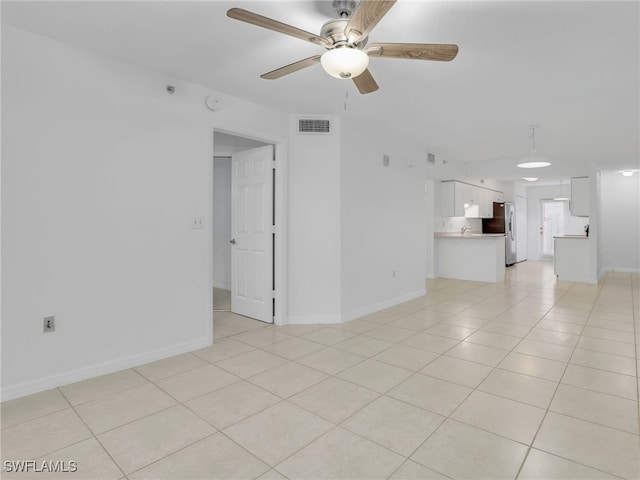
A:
[227,0,458,94]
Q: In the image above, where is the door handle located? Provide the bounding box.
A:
[230,238,236,245]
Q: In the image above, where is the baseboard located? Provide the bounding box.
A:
[285,314,343,325]
[599,266,640,275]
[1,338,211,402]
[341,289,427,323]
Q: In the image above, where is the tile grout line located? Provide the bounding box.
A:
[56,386,128,480]
[514,273,615,479]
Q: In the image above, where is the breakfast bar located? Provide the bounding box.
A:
[435,233,506,283]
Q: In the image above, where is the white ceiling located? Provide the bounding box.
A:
[3,1,639,181]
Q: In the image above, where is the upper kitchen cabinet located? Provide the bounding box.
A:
[570,176,589,217]
[440,181,503,218]
[440,180,463,217]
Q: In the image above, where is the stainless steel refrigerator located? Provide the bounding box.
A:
[482,202,517,266]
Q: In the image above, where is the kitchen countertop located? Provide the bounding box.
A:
[435,232,505,238]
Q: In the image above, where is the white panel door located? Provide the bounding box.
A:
[231,145,273,323]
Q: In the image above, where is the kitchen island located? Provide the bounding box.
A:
[435,233,506,283]
[554,235,592,283]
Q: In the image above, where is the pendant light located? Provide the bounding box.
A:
[553,179,569,201]
[518,125,551,168]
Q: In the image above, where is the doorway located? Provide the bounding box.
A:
[212,131,277,326]
[540,199,566,258]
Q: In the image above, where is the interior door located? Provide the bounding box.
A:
[231,145,274,323]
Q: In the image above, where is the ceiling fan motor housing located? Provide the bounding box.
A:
[320,19,368,48]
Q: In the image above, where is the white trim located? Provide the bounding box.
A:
[0,338,210,402]
[285,314,343,325]
[210,123,288,327]
[205,125,215,348]
[600,266,640,275]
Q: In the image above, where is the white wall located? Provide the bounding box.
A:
[599,170,640,272]
[340,124,427,319]
[1,25,289,400]
[286,117,342,324]
[212,158,232,289]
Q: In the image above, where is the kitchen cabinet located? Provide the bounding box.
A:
[554,235,591,282]
[570,176,589,217]
[480,188,501,218]
[440,181,471,217]
[440,180,504,218]
[440,181,458,217]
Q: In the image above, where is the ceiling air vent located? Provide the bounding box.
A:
[298,118,331,135]
[427,153,436,165]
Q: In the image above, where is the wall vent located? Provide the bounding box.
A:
[427,153,436,165]
[298,118,331,134]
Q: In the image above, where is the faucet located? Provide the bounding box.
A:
[461,225,472,235]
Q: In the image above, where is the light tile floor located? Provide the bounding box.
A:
[2,261,639,479]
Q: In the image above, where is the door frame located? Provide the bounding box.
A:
[207,125,288,339]
[539,198,565,259]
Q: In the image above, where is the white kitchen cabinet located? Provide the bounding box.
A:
[480,189,492,218]
[570,176,589,217]
[440,181,471,217]
[440,181,457,217]
[440,181,503,218]
[554,236,591,282]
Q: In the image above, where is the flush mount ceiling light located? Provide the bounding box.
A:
[522,177,538,182]
[621,170,636,177]
[320,46,369,79]
[517,125,551,169]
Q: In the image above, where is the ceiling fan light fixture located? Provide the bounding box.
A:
[321,47,369,79]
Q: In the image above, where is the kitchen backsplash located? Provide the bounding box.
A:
[435,217,482,233]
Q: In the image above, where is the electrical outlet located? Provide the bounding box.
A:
[43,316,55,333]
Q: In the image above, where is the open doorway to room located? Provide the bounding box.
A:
[212,131,279,338]
[540,199,566,259]
[539,197,587,259]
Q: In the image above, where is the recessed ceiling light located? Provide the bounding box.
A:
[522,177,538,182]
